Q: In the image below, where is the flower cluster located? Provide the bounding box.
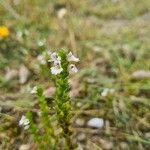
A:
[0,26,9,38]
[49,51,79,75]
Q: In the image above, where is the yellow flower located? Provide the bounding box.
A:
[0,26,9,38]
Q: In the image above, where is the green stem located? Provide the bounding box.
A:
[55,49,73,149]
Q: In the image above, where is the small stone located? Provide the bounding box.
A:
[87,118,104,128]
[132,70,150,80]
[145,132,150,138]
[77,133,86,142]
[37,54,46,65]
[99,139,113,150]
[57,8,67,19]
[69,78,79,97]
[76,102,82,108]
[69,89,79,97]
[5,67,18,81]
[120,142,128,149]
[19,65,30,84]
[75,118,85,127]
[19,144,30,150]
[43,87,55,98]
[76,143,84,150]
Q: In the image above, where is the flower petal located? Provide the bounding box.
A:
[19,115,30,130]
[30,86,38,94]
[51,66,63,75]
[69,64,78,73]
[53,60,61,66]
[67,52,79,62]
[48,52,57,62]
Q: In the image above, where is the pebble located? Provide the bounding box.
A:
[76,143,84,150]
[76,102,82,108]
[5,68,18,81]
[99,139,113,150]
[145,132,150,138]
[43,87,55,98]
[132,70,150,80]
[75,118,85,127]
[120,142,128,149]
[19,65,30,84]
[19,144,30,150]
[57,8,67,19]
[77,133,86,142]
[87,118,104,128]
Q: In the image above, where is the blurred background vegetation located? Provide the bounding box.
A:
[0,0,150,149]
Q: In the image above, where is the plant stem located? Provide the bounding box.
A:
[55,49,73,149]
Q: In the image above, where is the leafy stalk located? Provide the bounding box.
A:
[54,49,73,149]
[26,87,56,150]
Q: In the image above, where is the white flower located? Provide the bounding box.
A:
[53,59,61,66]
[37,39,46,47]
[30,86,38,94]
[37,55,46,65]
[19,115,30,130]
[69,64,78,73]
[49,51,79,75]
[49,52,63,75]
[51,66,63,75]
[101,88,109,97]
[67,52,79,62]
[101,88,115,97]
[48,52,61,62]
[48,52,57,62]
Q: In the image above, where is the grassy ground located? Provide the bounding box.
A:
[0,0,150,149]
